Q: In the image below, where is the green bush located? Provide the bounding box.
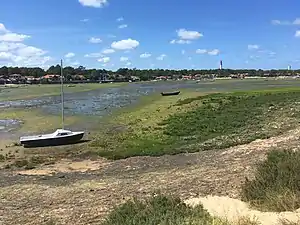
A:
[101,194,213,225]
[242,150,300,211]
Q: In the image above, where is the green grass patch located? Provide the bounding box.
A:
[93,89,300,159]
[242,149,300,212]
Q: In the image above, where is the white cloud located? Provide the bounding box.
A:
[65,52,75,58]
[0,23,52,67]
[80,18,89,22]
[0,23,8,33]
[271,18,300,25]
[248,44,259,50]
[156,54,166,60]
[126,62,132,66]
[177,28,203,40]
[170,39,191,44]
[140,53,151,58]
[0,33,30,42]
[111,38,139,50]
[78,0,108,8]
[89,37,102,44]
[196,49,207,54]
[208,49,220,55]
[101,48,115,54]
[117,17,124,22]
[181,50,185,55]
[98,56,110,63]
[295,30,300,37]
[17,46,47,57]
[120,56,129,62]
[0,52,14,60]
[118,24,128,29]
[196,48,220,55]
[84,52,103,58]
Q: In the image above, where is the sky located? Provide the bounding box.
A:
[0,0,300,70]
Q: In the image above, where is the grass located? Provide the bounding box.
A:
[241,149,300,212]
[0,83,125,101]
[101,194,260,225]
[92,89,300,160]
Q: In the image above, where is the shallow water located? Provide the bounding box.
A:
[2,79,300,117]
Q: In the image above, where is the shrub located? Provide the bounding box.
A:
[241,149,300,211]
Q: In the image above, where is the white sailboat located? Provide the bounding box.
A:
[20,59,85,147]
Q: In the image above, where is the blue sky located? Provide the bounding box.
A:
[0,0,300,70]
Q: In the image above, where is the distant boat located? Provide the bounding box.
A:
[161,91,180,96]
[20,59,85,147]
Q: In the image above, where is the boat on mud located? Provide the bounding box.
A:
[19,59,85,147]
[20,129,84,147]
[161,91,180,96]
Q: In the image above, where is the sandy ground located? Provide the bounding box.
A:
[1,128,300,225]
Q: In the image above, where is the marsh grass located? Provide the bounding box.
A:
[94,89,300,159]
[242,149,300,212]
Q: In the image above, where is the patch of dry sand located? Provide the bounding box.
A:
[185,196,300,225]
[17,159,109,176]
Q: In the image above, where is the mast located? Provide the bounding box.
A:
[60,59,64,129]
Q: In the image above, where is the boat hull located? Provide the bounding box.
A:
[20,133,84,147]
[161,91,180,96]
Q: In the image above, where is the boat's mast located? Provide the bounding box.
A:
[60,59,64,130]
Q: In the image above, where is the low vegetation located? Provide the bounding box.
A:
[93,89,300,160]
[242,149,300,212]
[101,194,259,225]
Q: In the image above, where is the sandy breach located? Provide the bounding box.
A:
[16,159,109,176]
[185,196,300,225]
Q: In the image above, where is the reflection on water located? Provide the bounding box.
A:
[0,119,20,133]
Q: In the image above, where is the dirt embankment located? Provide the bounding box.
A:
[1,128,300,225]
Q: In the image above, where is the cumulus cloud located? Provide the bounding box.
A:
[0,33,30,42]
[156,54,166,60]
[295,30,300,37]
[89,37,102,44]
[140,53,151,58]
[65,52,75,58]
[78,0,108,8]
[118,24,128,29]
[0,23,52,67]
[111,38,139,50]
[0,23,8,33]
[101,48,115,54]
[117,17,124,22]
[248,44,260,50]
[177,28,203,40]
[98,56,110,63]
[120,56,129,62]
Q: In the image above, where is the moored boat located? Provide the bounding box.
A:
[20,129,84,147]
[161,91,180,96]
[19,59,85,147]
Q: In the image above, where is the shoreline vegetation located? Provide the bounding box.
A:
[2,83,300,224]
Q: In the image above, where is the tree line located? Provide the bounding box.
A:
[0,65,299,81]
